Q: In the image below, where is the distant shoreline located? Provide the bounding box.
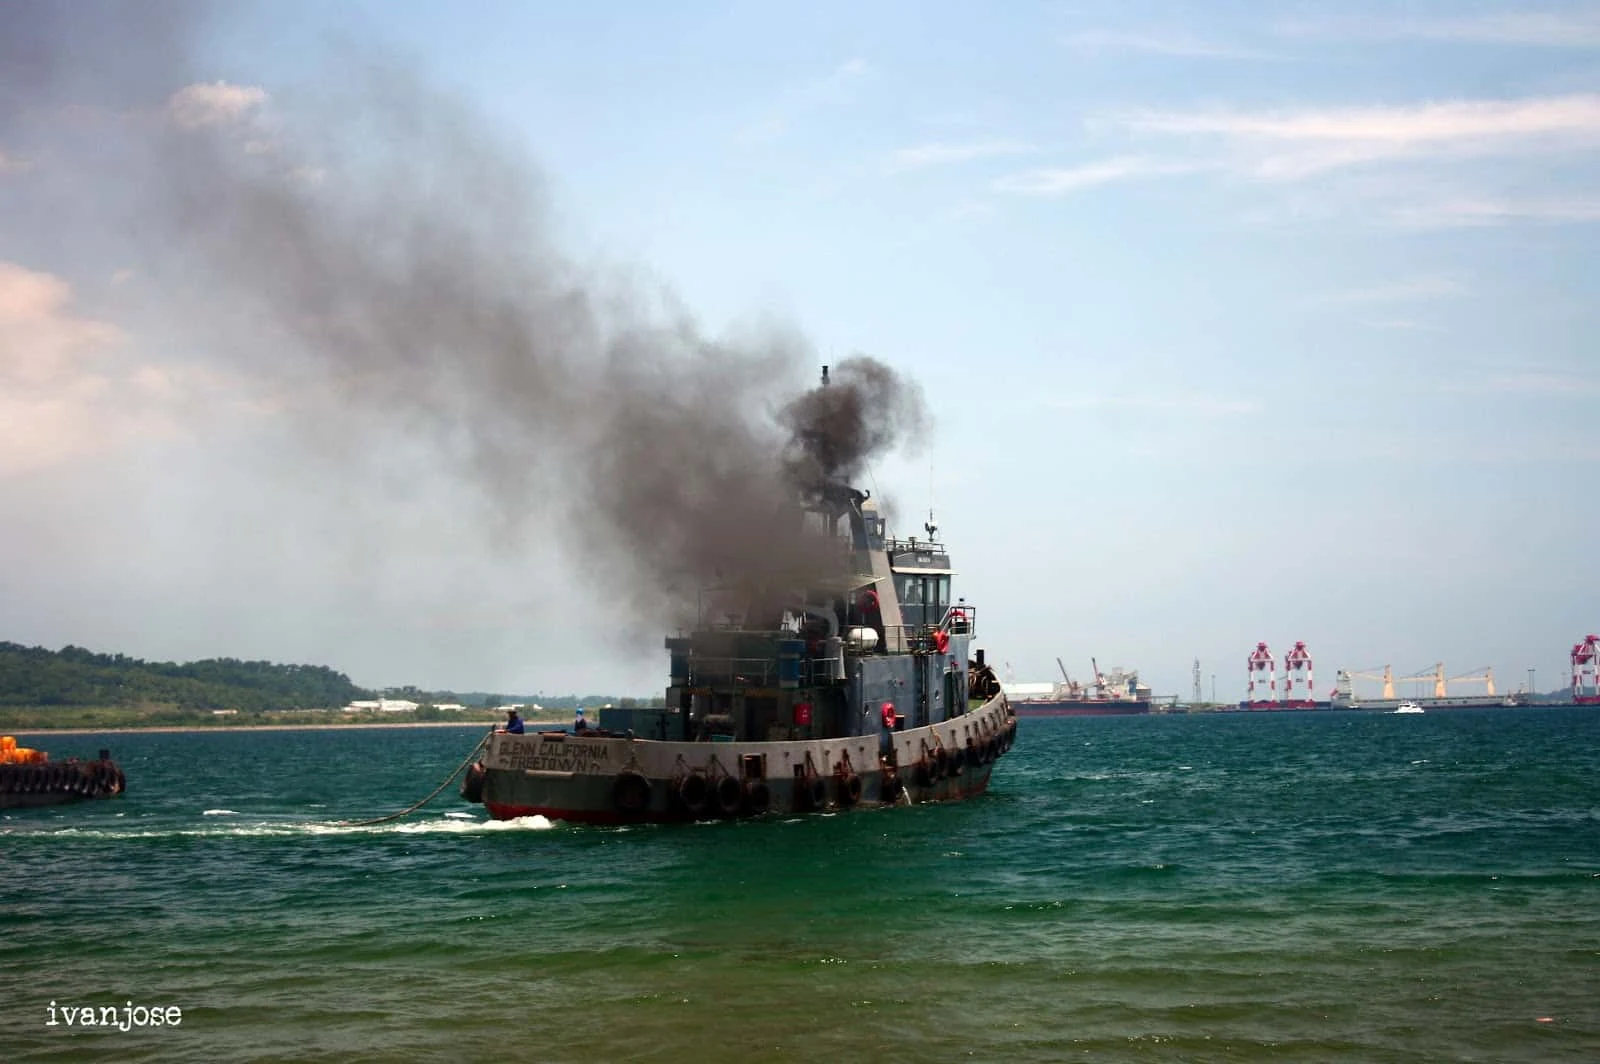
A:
[7,720,558,738]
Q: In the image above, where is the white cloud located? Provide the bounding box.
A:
[166,81,269,129]
[739,58,871,144]
[890,141,1035,171]
[1319,276,1466,304]
[1281,11,1600,48]
[1044,393,1259,416]
[815,58,870,100]
[1126,94,1600,179]
[1062,29,1275,60]
[1389,194,1600,228]
[0,263,258,476]
[0,264,124,474]
[991,156,1199,195]
[1358,318,1447,332]
[1445,371,1600,397]
[0,263,122,385]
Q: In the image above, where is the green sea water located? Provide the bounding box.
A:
[3,709,1597,1063]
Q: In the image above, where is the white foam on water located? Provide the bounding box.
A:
[393,814,555,834]
[202,809,240,816]
[11,813,557,840]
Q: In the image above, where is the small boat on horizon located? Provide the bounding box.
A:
[1394,702,1425,714]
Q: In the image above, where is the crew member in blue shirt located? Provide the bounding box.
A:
[573,707,588,733]
[502,709,525,734]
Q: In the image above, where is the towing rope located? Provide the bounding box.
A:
[338,730,493,828]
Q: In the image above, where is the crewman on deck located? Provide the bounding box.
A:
[502,709,525,734]
[573,707,588,733]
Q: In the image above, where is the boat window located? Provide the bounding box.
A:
[897,575,924,605]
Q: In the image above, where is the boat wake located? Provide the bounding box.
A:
[4,813,556,840]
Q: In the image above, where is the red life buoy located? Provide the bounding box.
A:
[932,630,950,654]
[881,702,897,729]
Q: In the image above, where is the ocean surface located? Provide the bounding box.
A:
[3,708,1597,1063]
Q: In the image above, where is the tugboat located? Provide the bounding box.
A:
[0,736,126,810]
[462,369,1015,824]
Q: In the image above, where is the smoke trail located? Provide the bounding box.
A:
[0,2,928,633]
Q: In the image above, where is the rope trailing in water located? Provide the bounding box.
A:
[338,730,494,828]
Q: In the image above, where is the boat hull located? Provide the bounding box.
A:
[1331,696,1526,711]
[1235,700,1335,712]
[0,759,126,810]
[470,694,1016,825]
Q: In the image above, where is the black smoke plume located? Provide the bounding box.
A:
[0,1,928,634]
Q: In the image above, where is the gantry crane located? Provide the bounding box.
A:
[1446,667,1496,696]
[1338,665,1395,700]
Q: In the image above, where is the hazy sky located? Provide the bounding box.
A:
[2,1,1596,701]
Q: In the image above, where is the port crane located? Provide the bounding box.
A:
[1338,665,1395,700]
[1395,664,1498,699]
[1398,663,1448,699]
[1447,667,1496,696]
[1055,657,1086,699]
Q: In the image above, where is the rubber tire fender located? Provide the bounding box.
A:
[613,771,652,815]
[678,771,710,816]
[714,775,742,816]
[742,778,771,816]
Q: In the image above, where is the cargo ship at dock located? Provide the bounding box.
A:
[1331,663,1526,711]
[1004,658,1152,716]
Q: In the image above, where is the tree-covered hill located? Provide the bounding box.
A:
[0,641,373,711]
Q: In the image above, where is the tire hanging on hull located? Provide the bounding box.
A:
[613,771,652,816]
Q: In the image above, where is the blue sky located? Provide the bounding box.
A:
[2,1,1597,700]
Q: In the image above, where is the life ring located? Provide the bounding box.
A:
[742,779,771,815]
[612,771,651,815]
[677,772,710,816]
[932,630,950,654]
[714,775,743,817]
[881,703,897,729]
